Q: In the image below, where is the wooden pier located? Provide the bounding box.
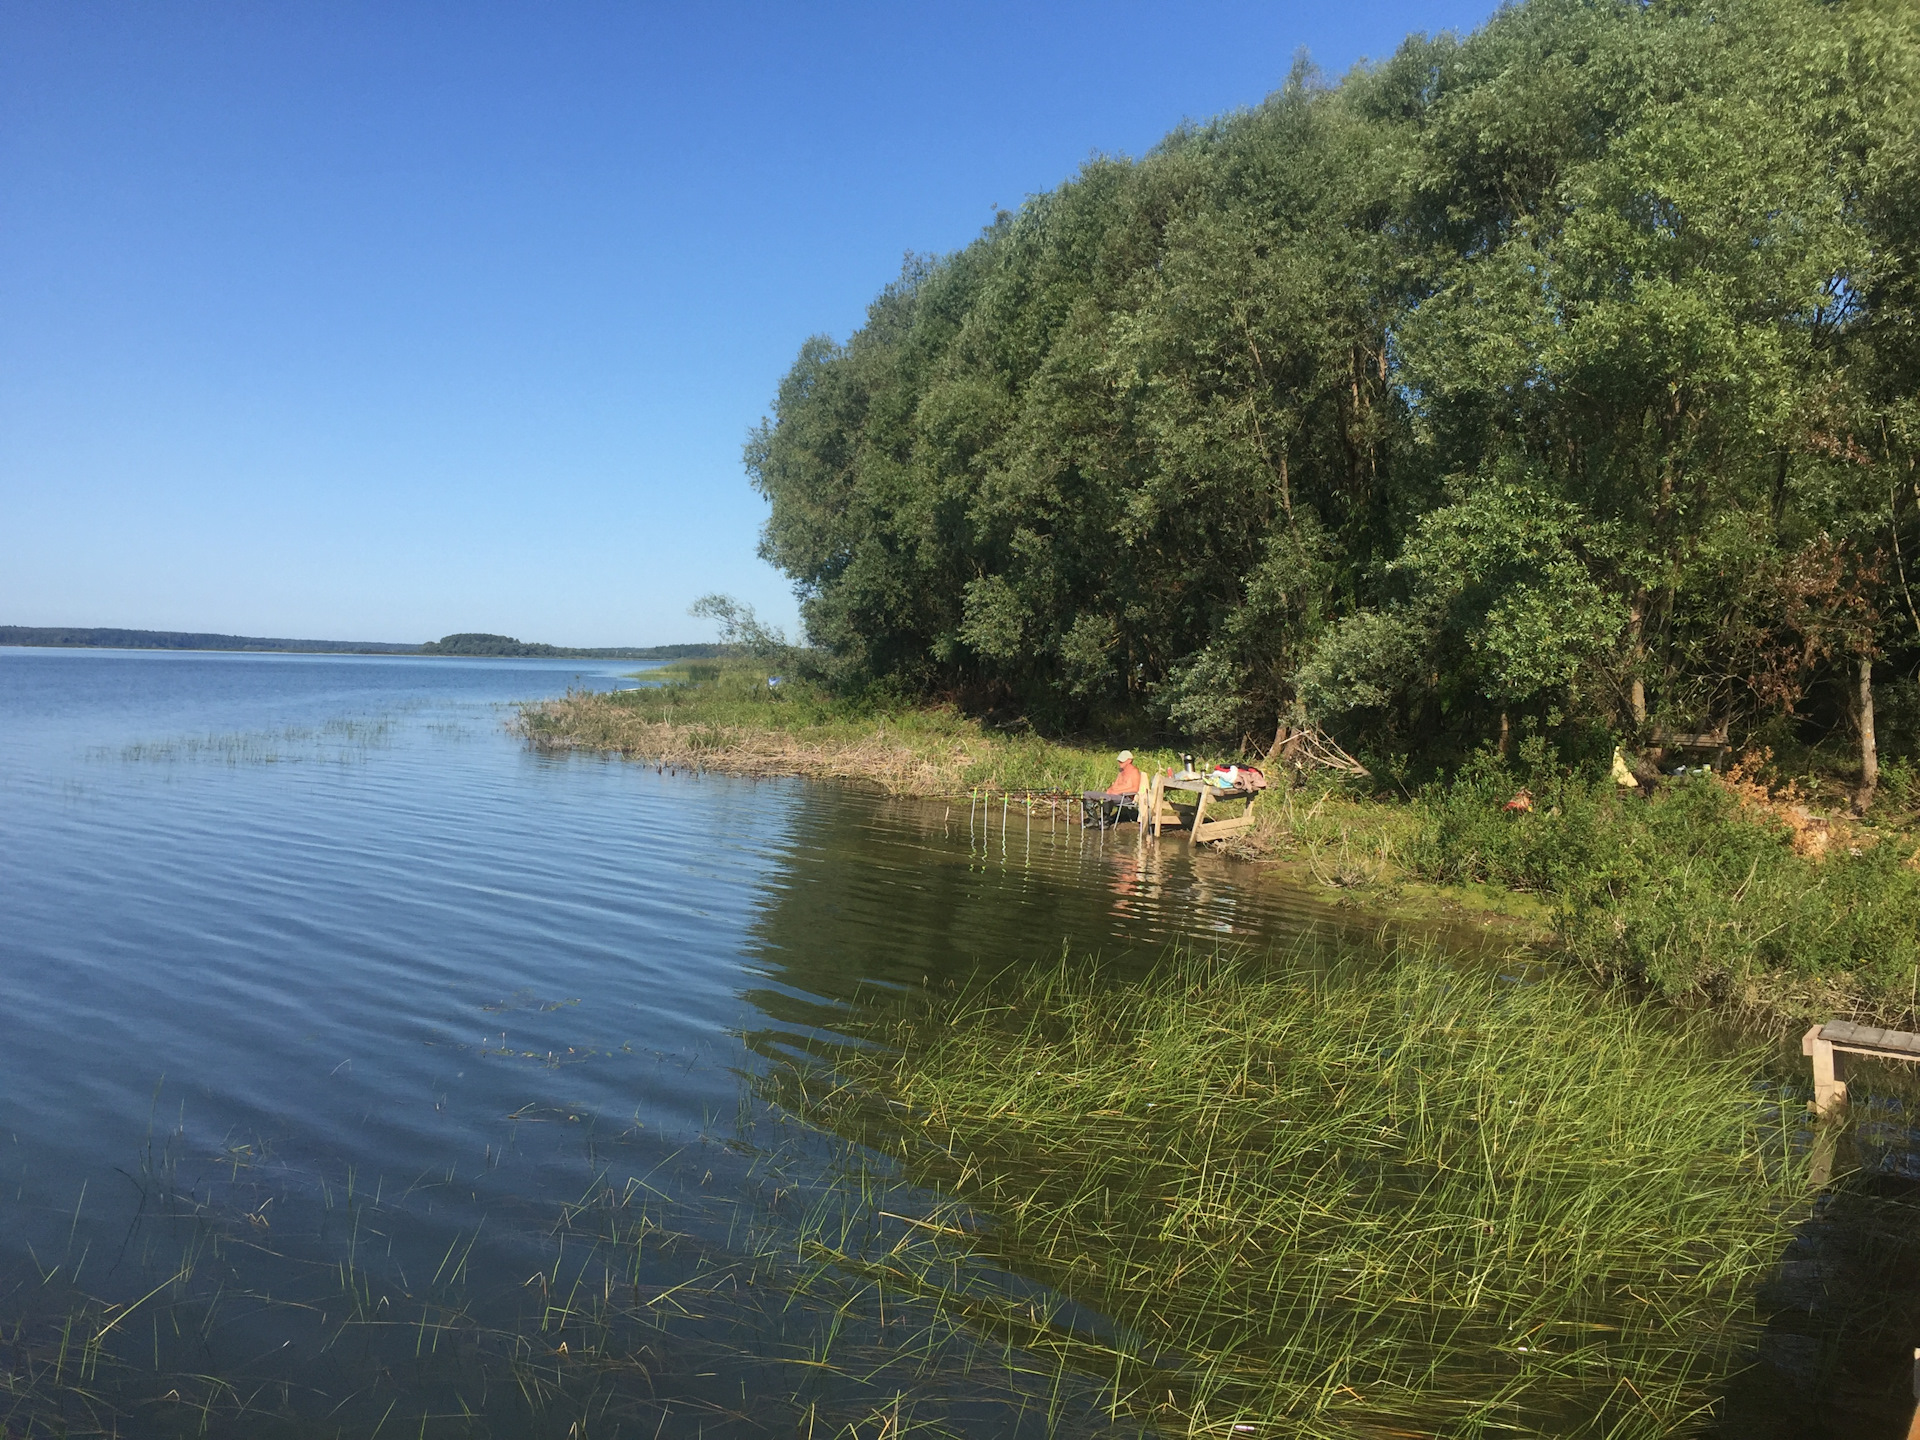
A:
[1801,1020,1920,1116]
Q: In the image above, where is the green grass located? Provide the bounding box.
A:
[1403,751,1920,1020]
[523,659,1188,797]
[781,942,1813,1438]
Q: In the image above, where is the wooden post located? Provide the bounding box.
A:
[1808,1122,1838,1188]
[1802,1025,1848,1116]
[1906,1348,1920,1440]
[1190,785,1212,847]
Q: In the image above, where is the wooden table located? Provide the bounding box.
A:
[1145,774,1260,845]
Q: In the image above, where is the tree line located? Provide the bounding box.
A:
[747,0,1919,805]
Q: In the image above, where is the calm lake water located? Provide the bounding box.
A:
[0,646,1396,1438]
[6,647,1918,1438]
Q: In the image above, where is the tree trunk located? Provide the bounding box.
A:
[1855,655,1878,816]
[1627,595,1648,728]
[1497,711,1511,760]
[1265,720,1289,764]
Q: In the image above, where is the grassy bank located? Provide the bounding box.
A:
[777,943,1816,1438]
[520,659,1145,796]
[1228,752,1920,1027]
[523,663,1920,1025]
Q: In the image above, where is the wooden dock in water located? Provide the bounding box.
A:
[1801,1020,1920,1116]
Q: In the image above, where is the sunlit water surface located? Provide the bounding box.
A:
[6,648,1918,1438]
[0,648,1390,1438]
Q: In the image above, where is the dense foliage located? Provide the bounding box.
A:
[749,0,1920,776]
[1409,747,1920,1002]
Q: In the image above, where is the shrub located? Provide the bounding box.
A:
[1408,754,1920,1010]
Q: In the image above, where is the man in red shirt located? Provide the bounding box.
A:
[1107,749,1143,796]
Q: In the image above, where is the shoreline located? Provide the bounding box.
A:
[520,691,1557,943]
[521,685,1914,1034]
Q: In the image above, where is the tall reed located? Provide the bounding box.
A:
[784,943,1812,1437]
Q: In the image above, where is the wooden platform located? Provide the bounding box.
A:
[1802,1020,1920,1116]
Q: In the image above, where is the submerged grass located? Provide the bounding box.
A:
[0,1081,1127,1439]
[779,942,1814,1438]
[98,716,399,766]
[8,947,1918,1437]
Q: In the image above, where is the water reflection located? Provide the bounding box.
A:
[0,652,1380,1437]
[3,649,1918,1436]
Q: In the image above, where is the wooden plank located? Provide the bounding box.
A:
[1148,774,1184,835]
[1191,788,1257,845]
[1821,1020,1920,1058]
[1194,814,1255,841]
[1804,1016,1920,1123]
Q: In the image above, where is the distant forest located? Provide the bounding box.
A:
[749,0,1920,790]
[2,627,730,661]
[416,633,732,659]
[0,627,420,654]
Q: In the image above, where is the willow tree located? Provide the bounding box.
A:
[750,0,1920,778]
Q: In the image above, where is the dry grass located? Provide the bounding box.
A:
[517,665,1175,798]
[521,690,983,793]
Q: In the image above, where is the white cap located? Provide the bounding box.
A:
[1117,750,1133,763]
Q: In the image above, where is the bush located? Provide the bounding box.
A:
[1408,751,1920,1010]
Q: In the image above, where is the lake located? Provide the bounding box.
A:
[6,647,1917,1439]
[0,646,1397,1438]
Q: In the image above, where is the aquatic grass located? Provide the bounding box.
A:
[98,716,397,766]
[0,1081,1128,1439]
[779,942,1816,1437]
[3,1005,1914,1436]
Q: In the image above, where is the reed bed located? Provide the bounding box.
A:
[13,942,1912,1436]
[96,716,398,766]
[778,943,1816,1437]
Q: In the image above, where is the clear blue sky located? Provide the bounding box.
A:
[2,1,1497,647]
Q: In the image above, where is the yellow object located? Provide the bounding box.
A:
[1611,746,1639,789]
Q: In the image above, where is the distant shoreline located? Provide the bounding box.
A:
[0,626,731,661]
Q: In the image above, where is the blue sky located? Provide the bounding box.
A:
[2,1,1497,647]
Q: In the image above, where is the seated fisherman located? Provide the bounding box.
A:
[1107,749,1143,796]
